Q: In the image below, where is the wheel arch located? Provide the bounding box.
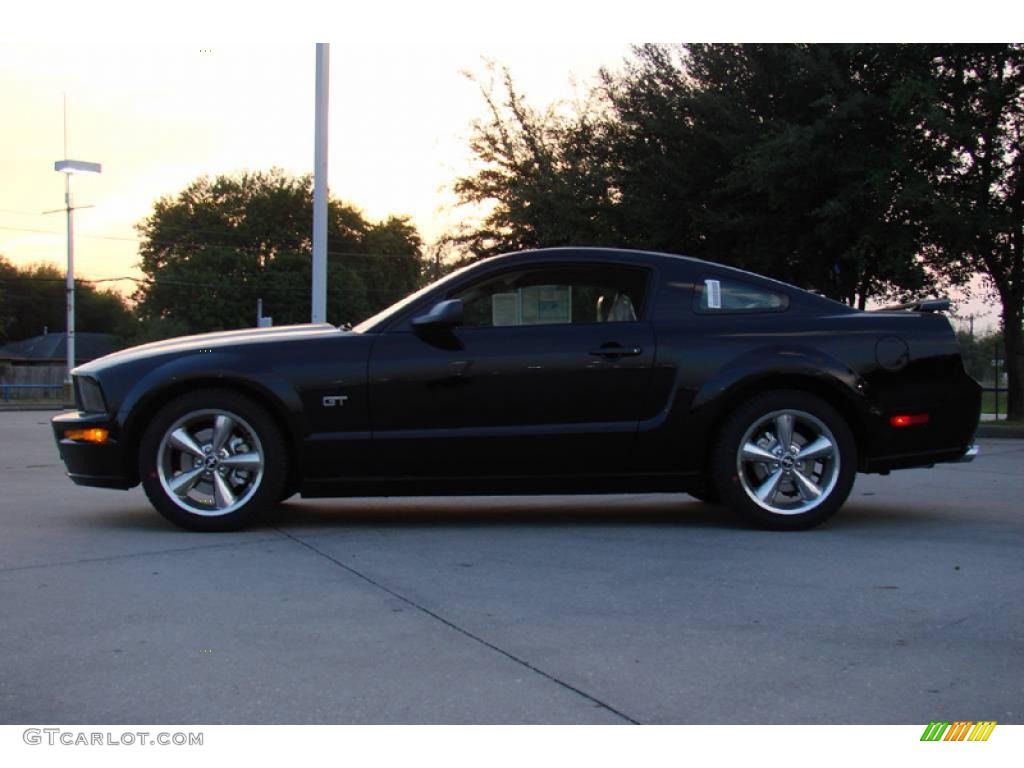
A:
[697,372,868,475]
[120,376,301,489]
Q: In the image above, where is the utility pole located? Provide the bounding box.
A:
[311,43,330,323]
[53,96,101,385]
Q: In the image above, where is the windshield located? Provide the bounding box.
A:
[351,260,482,333]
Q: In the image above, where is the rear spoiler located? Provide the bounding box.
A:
[876,297,951,313]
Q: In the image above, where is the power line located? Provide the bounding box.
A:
[0,273,414,295]
[0,224,138,242]
[0,224,425,260]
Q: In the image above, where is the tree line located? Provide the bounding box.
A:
[1,168,426,347]
[132,169,423,340]
[0,256,134,344]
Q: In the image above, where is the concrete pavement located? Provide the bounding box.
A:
[1,411,1021,723]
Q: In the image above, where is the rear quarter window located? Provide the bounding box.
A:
[694,277,789,314]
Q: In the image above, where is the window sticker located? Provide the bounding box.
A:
[521,285,572,325]
[705,279,721,309]
[491,292,520,326]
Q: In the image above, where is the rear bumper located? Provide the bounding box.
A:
[863,442,979,473]
[947,443,979,463]
[861,362,981,473]
[51,411,134,490]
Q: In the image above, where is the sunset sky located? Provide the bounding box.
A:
[1,2,1010,330]
[0,43,625,286]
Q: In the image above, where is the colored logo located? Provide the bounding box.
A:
[920,721,996,741]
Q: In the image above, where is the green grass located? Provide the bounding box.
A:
[981,391,1009,415]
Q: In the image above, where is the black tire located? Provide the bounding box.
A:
[139,390,288,531]
[710,390,857,530]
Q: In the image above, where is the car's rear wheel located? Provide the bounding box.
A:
[711,390,856,530]
[139,390,288,531]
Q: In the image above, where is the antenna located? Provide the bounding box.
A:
[63,92,68,158]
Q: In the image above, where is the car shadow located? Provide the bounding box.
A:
[261,495,742,531]
[81,495,948,534]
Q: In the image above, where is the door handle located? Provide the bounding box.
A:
[589,344,643,359]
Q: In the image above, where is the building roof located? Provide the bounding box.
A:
[0,332,117,362]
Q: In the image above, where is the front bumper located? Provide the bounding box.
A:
[52,411,134,489]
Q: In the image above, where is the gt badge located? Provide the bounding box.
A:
[322,395,349,407]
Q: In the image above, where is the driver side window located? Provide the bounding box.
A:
[452,264,648,329]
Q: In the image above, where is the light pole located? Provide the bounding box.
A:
[54,159,101,385]
[311,42,329,324]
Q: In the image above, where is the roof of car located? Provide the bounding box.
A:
[493,246,706,267]
[489,247,797,288]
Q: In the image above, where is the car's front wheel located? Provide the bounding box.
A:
[139,390,288,531]
[711,390,856,530]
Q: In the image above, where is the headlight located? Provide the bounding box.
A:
[75,376,107,413]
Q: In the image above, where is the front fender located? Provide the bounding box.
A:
[116,352,306,456]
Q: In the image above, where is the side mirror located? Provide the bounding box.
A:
[412,299,464,329]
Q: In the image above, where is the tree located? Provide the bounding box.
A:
[133,169,424,336]
[455,47,941,307]
[957,329,1005,386]
[453,64,620,259]
[603,44,938,307]
[363,216,428,308]
[0,255,132,344]
[917,45,1024,420]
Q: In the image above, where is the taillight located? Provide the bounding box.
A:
[890,413,930,428]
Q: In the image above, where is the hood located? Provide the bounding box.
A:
[75,323,345,374]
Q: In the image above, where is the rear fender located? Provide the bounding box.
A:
[682,344,871,473]
[691,344,865,414]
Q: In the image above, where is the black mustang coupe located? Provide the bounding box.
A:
[53,248,980,531]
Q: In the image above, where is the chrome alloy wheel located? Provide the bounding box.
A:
[156,409,265,517]
[735,408,840,516]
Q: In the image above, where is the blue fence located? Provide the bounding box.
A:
[0,383,66,402]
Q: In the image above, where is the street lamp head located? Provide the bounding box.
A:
[55,159,102,175]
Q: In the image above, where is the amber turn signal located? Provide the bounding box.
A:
[64,428,110,444]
